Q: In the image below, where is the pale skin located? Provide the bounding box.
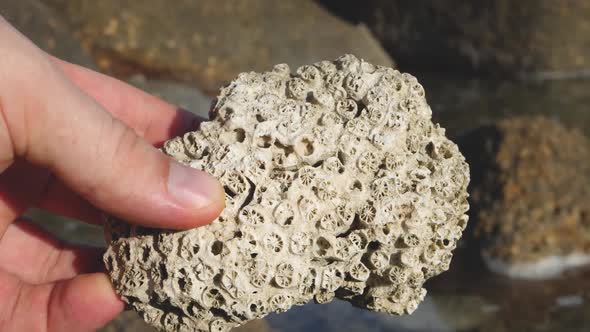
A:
[0,18,225,331]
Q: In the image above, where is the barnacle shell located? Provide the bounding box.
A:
[104,55,470,332]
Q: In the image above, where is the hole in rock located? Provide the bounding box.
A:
[239,178,256,210]
[210,307,230,320]
[368,241,380,250]
[457,219,467,229]
[224,186,236,198]
[315,237,332,256]
[382,226,390,235]
[122,244,131,261]
[211,241,224,255]
[274,141,295,156]
[337,150,347,164]
[223,107,234,118]
[354,102,364,117]
[105,256,114,271]
[295,138,314,156]
[177,278,187,291]
[234,128,246,143]
[351,180,363,191]
[425,142,435,158]
[141,247,150,262]
[159,263,168,280]
[256,135,272,148]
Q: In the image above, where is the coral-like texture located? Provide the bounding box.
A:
[104,55,470,332]
[461,116,590,278]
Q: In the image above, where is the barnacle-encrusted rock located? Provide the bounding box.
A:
[104,55,470,332]
[462,116,590,279]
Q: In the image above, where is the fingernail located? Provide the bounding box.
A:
[167,161,224,209]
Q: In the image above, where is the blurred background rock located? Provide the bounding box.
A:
[319,0,590,79]
[39,0,394,94]
[1,0,590,331]
[461,117,590,278]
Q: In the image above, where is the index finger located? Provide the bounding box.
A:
[50,57,206,145]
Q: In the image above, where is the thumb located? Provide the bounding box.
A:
[0,21,224,229]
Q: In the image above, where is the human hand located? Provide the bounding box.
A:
[0,18,225,331]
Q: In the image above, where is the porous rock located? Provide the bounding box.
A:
[462,116,590,279]
[104,55,470,332]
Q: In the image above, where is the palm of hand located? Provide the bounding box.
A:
[0,159,122,332]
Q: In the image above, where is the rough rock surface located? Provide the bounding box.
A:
[44,0,394,93]
[320,0,590,78]
[104,55,469,331]
[461,116,590,278]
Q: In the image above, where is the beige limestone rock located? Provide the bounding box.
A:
[104,55,470,331]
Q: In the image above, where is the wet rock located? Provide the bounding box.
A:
[320,0,590,78]
[0,0,95,67]
[460,116,590,279]
[429,295,497,331]
[100,311,274,332]
[44,0,394,93]
[428,247,590,332]
[267,297,452,332]
[422,76,590,138]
